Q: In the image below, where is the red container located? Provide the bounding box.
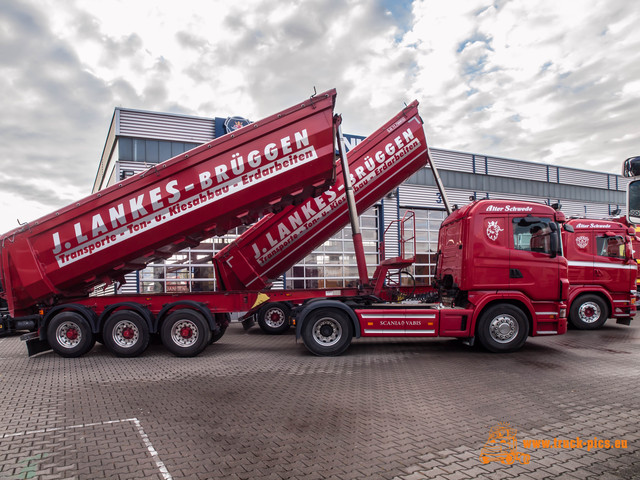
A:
[0,90,338,316]
[213,100,429,290]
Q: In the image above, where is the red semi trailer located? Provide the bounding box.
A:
[562,218,636,329]
[0,90,340,357]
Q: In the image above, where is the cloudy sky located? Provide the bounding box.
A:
[0,0,639,233]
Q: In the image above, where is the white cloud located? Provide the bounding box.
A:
[0,0,638,232]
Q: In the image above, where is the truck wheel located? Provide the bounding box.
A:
[102,311,150,357]
[570,294,609,330]
[476,304,528,353]
[161,309,210,357]
[301,309,352,356]
[257,303,291,334]
[47,312,95,358]
[210,326,227,344]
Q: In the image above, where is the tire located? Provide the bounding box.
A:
[210,326,227,344]
[569,294,609,330]
[160,309,210,357]
[301,308,353,356]
[47,311,95,358]
[476,304,529,353]
[257,303,291,334]
[102,310,150,357]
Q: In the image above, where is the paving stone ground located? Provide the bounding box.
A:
[0,319,639,479]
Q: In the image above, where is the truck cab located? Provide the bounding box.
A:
[563,218,637,329]
[436,199,569,314]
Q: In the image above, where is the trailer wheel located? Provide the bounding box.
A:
[47,312,95,358]
[161,309,210,357]
[102,310,150,357]
[476,304,528,353]
[570,294,608,330]
[301,308,352,356]
[257,303,291,334]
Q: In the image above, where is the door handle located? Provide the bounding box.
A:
[510,269,523,279]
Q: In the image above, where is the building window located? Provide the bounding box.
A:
[139,225,250,293]
[284,208,379,289]
[118,137,200,163]
[399,208,446,285]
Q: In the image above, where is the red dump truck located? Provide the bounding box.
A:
[1,89,569,358]
[563,218,636,329]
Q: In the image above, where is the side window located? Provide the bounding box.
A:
[513,217,553,254]
[596,236,625,258]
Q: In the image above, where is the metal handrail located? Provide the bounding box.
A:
[379,210,416,262]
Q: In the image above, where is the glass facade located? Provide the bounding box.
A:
[136,211,391,293]
[399,208,447,285]
[118,138,200,164]
[139,226,251,293]
[284,209,379,289]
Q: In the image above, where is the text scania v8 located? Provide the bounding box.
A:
[292,199,568,356]
[562,218,636,329]
[0,90,341,357]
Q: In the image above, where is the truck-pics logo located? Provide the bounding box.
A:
[486,220,504,241]
[576,236,589,249]
[479,423,530,465]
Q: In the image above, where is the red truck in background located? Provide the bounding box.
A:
[562,218,636,329]
[0,89,569,358]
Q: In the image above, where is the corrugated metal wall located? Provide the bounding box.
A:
[557,166,609,189]
[487,156,548,182]
[382,199,400,258]
[118,109,215,143]
[430,149,475,173]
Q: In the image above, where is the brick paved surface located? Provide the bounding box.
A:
[0,321,639,479]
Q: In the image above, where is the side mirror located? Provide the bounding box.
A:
[563,224,575,233]
[623,156,640,177]
[549,223,558,258]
